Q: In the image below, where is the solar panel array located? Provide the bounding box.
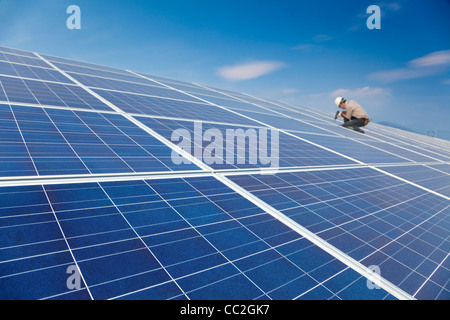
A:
[0,46,449,300]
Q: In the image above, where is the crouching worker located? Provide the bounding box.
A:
[334,97,370,134]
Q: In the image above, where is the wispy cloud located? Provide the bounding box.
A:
[380,2,401,12]
[368,49,450,83]
[293,34,333,52]
[281,88,299,94]
[330,86,391,99]
[217,60,285,81]
[293,44,323,53]
[313,34,334,43]
[409,50,450,67]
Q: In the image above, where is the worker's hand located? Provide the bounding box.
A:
[337,111,343,118]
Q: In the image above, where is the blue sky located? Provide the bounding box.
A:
[1,0,449,139]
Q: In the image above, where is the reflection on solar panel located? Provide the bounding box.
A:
[0,46,448,300]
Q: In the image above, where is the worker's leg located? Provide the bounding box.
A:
[342,118,366,129]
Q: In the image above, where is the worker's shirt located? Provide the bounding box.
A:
[345,100,369,119]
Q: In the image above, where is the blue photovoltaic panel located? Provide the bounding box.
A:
[429,163,450,174]
[352,140,443,163]
[0,51,51,68]
[0,46,37,58]
[231,109,338,134]
[190,92,278,114]
[144,78,239,99]
[0,76,39,104]
[135,116,358,169]
[368,126,450,159]
[0,61,74,84]
[381,165,450,197]
[40,53,136,77]
[51,63,160,86]
[0,75,113,111]
[0,104,200,176]
[65,72,204,104]
[365,130,450,162]
[288,132,414,164]
[92,89,260,126]
[0,177,393,300]
[228,168,450,299]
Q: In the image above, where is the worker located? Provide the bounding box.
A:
[334,97,370,133]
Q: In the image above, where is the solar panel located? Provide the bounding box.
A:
[0,46,448,301]
[134,116,358,170]
[380,164,450,197]
[0,104,199,176]
[227,167,449,299]
[0,177,396,300]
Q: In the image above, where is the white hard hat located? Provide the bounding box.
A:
[334,97,344,107]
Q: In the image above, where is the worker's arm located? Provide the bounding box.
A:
[339,111,348,119]
[342,108,352,119]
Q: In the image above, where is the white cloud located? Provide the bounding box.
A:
[281,88,299,94]
[293,34,333,52]
[380,2,401,12]
[330,86,391,98]
[409,50,450,67]
[368,49,450,83]
[369,67,437,82]
[293,44,323,52]
[313,34,334,43]
[217,61,285,81]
